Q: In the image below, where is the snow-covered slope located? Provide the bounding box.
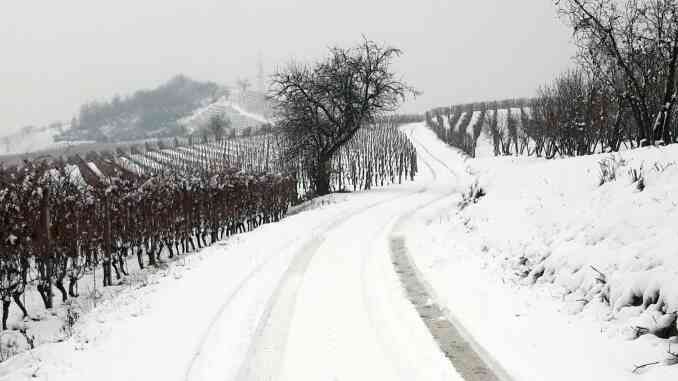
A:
[0,124,89,155]
[406,128,678,380]
[178,96,270,134]
[0,98,269,157]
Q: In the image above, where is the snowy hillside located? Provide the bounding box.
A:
[178,96,271,134]
[0,124,91,156]
[407,126,678,380]
[0,100,269,159]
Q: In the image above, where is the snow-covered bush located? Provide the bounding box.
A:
[456,143,678,345]
[628,164,645,191]
[598,154,626,185]
[60,302,81,339]
[459,181,485,210]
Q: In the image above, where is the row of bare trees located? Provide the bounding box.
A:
[429,1,678,157]
[425,103,488,157]
[0,154,296,330]
[558,0,678,147]
[427,94,627,158]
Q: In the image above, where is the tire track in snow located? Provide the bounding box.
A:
[184,197,399,380]
[402,126,437,181]
[358,123,468,380]
[360,127,458,379]
[183,234,301,381]
[389,236,511,381]
[238,123,463,381]
[388,124,513,381]
[404,124,461,184]
[188,122,486,381]
[358,196,441,380]
[235,187,427,381]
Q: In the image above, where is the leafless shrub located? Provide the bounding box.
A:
[60,302,81,339]
[628,164,646,191]
[459,181,486,210]
[598,155,626,185]
[653,161,676,173]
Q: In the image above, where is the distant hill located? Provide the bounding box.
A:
[57,75,222,142]
[0,123,74,156]
[0,75,274,158]
[56,75,272,143]
[178,93,271,134]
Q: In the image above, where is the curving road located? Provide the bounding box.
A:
[187,123,473,381]
[0,123,501,381]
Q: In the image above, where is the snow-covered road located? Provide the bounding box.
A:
[0,123,491,381]
[191,123,466,381]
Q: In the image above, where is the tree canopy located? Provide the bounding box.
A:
[270,38,416,195]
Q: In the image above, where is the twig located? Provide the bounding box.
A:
[590,265,605,276]
[632,361,660,373]
[668,344,678,358]
[590,265,607,284]
[634,326,650,336]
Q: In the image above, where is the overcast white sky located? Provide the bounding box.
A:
[0,0,574,134]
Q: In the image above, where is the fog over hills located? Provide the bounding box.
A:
[0,75,272,157]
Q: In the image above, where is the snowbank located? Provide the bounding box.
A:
[471,145,678,323]
[406,136,678,379]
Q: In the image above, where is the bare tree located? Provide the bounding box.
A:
[558,0,678,145]
[270,38,416,196]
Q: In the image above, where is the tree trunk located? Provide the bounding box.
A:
[136,246,144,269]
[313,159,331,196]
[2,300,9,330]
[103,198,113,286]
[55,278,68,302]
[102,258,112,287]
[69,276,79,297]
[37,282,53,309]
[147,243,157,267]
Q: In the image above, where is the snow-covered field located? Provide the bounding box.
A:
[1,123,676,380]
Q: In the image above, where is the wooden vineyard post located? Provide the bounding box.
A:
[265,137,270,173]
[103,195,113,287]
[399,152,403,184]
[39,185,54,309]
